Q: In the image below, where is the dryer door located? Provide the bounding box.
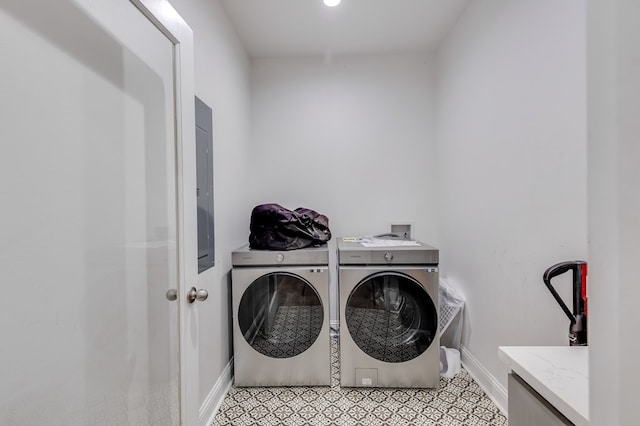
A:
[238,272,324,358]
[345,271,437,363]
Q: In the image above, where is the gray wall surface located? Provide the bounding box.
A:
[435,0,587,397]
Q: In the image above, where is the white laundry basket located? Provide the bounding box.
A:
[439,278,465,350]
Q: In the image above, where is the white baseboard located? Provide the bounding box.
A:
[199,357,233,426]
[460,346,508,415]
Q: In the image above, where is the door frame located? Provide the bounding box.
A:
[128,1,198,424]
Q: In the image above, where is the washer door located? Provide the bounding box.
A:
[345,271,437,363]
[238,272,324,358]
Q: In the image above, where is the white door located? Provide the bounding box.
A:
[0,0,198,424]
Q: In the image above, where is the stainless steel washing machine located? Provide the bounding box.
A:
[338,238,440,388]
[231,244,330,386]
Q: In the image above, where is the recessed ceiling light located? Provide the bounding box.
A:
[323,0,341,7]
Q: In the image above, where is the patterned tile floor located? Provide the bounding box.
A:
[212,338,508,425]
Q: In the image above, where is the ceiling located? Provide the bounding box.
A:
[220,0,471,58]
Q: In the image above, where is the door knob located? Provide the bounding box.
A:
[187,287,209,303]
[166,289,178,301]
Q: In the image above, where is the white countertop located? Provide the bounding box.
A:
[498,346,589,426]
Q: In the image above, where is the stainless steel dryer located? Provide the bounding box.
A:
[338,238,439,388]
[231,244,330,386]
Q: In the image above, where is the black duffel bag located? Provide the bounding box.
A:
[249,203,332,250]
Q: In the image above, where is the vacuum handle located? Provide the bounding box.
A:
[543,261,580,324]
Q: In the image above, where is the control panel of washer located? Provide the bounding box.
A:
[231,244,329,266]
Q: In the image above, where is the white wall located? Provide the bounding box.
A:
[249,54,439,241]
[250,53,439,323]
[435,0,587,402]
[587,1,640,424]
[168,0,252,414]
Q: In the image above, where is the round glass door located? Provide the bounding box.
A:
[238,272,324,358]
[345,272,437,363]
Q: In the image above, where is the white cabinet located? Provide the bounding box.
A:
[499,346,589,426]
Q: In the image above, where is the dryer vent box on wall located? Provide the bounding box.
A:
[391,224,411,239]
